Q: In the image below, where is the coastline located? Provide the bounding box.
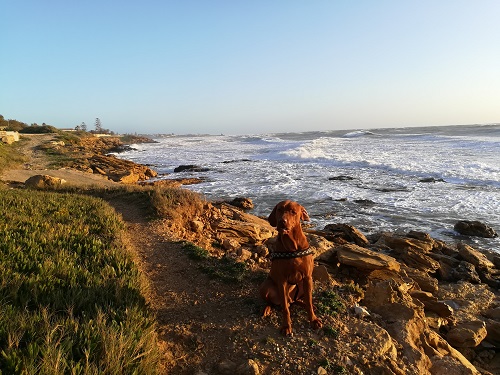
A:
[1,132,499,374]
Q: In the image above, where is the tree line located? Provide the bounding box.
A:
[0,115,114,134]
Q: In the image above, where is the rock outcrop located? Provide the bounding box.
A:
[165,203,500,374]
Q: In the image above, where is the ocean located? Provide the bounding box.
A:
[118,124,500,252]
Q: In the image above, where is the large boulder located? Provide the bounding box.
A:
[211,204,275,246]
[25,174,66,188]
[454,221,497,238]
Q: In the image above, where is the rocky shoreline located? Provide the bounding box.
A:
[9,133,500,374]
[175,199,500,374]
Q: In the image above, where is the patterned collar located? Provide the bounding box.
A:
[269,248,314,260]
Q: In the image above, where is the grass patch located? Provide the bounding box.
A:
[0,140,27,173]
[0,189,160,374]
[315,289,345,317]
[182,242,248,283]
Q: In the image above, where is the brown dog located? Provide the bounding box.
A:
[259,200,322,335]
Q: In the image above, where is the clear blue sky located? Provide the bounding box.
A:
[2,1,499,135]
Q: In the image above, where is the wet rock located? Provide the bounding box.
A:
[25,174,66,188]
[174,164,210,173]
[454,221,497,238]
[419,177,445,183]
[329,175,355,181]
[447,321,487,348]
[354,199,376,206]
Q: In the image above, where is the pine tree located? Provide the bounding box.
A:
[95,118,102,133]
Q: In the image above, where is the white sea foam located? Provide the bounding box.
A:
[119,125,500,251]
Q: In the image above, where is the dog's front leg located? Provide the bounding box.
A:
[277,283,293,335]
[303,275,322,329]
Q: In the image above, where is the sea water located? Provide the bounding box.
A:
[118,124,500,252]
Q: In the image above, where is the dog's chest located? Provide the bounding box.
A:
[271,257,308,285]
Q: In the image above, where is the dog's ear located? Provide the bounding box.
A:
[268,204,278,227]
[300,206,310,222]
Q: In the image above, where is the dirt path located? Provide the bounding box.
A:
[112,201,340,375]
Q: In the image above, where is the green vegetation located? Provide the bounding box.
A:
[315,289,345,316]
[0,140,27,173]
[182,242,248,283]
[319,358,347,374]
[0,189,159,374]
[323,325,339,338]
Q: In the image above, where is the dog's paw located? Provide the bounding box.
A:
[280,325,293,336]
[262,305,272,317]
[311,318,323,330]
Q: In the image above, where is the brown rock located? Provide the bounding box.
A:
[25,174,66,188]
[236,248,253,261]
[377,233,434,253]
[312,265,331,284]
[457,243,495,270]
[214,219,274,245]
[424,301,454,318]
[190,220,204,233]
[401,248,441,273]
[483,307,500,321]
[485,320,500,347]
[323,223,369,247]
[336,244,401,271]
[430,355,480,375]
[403,267,439,294]
[447,321,487,348]
[236,359,260,375]
[351,320,397,360]
[227,197,254,210]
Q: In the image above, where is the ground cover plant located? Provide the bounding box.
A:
[0,141,27,173]
[0,189,159,374]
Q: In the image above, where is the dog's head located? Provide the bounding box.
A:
[268,200,310,235]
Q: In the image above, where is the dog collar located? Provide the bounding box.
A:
[269,248,314,260]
